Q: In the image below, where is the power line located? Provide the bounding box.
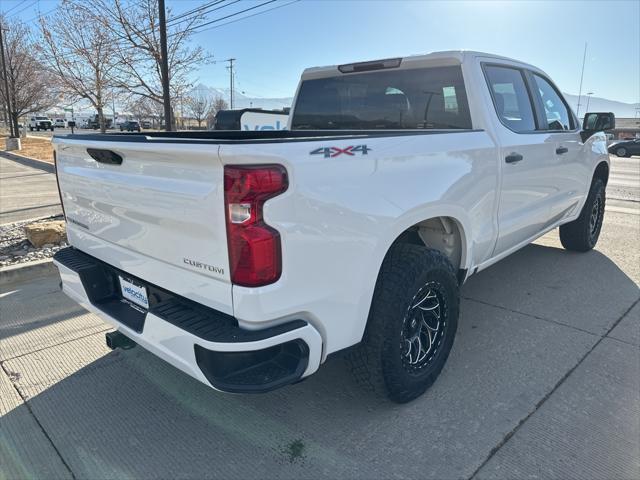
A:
[5,0,37,18]
[175,0,278,37]
[167,0,230,26]
[31,0,300,79]
[2,0,28,16]
[189,0,300,35]
[23,5,56,23]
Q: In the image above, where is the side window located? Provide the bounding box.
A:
[532,74,573,130]
[484,65,536,133]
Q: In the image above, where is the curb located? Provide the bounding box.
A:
[0,259,58,287]
[0,150,54,173]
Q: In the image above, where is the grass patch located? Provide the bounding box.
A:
[1,135,54,162]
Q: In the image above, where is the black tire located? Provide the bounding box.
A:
[615,147,628,157]
[348,243,459,403]
[559,177,605,252]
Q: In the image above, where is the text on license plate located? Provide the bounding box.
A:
[119,276,149,310]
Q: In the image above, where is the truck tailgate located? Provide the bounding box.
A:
[53,139,232,314]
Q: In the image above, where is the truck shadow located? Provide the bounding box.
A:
[2,242,639,479]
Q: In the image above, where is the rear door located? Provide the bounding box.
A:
[483,63,561,256]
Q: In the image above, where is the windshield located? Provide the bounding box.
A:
[291,65,471,130]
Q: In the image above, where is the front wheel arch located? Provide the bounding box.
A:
[593,161,610,186]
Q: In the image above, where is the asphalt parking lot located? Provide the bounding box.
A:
[1,158,639,479]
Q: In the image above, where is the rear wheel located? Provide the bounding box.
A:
[559,177,605,252]
[348,243,459,403]
[615,147,628,157]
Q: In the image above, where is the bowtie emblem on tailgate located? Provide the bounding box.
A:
[310,145,371,158]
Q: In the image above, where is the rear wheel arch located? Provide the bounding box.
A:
[390,216,468,277]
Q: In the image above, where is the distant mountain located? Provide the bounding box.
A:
[190,84,293,110]
[192,85,640,118]
[46,85,638,120]
[563,93,639,118]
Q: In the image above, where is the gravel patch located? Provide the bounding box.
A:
[0,215,67,267]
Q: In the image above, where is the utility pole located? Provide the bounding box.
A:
[225,58,236,109]
[0,24,15,137]
[585,92,594,113]
[158,0,172,131]
[112,92,117,126]
[576,42,587,119]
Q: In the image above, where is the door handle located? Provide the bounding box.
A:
[556,146,569,155]
[505,153,523,164]
[87,148,123,165]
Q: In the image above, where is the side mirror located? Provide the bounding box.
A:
[581,112,615,141]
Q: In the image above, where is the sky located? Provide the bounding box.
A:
[2,0,640,104]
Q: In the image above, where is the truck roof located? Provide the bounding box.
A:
[300,50,542,81]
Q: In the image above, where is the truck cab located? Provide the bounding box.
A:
[29,116,54,131]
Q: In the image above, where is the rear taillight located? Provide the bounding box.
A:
[224,165,288,287]
[53,151,66,220]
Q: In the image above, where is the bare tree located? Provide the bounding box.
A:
[38,0,118,133]
[127,96,153,123]
[206,95,229,129]
[128,95,165,129]
[89,0,211,130]
[185,91,212,128]
[213,96,229,113]
[0,16,57,136]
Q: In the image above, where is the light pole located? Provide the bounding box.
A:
[225,58,236,109]
[585,92,594,113]
[576,42,588,118]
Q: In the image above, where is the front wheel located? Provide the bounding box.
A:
[559,177,605,252]
[348,243,459,403]
[615,147,628,157]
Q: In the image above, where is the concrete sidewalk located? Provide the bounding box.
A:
[0,154,61,224]
[1,208,638,479]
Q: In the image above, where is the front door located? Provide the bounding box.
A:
[527,72,587,222]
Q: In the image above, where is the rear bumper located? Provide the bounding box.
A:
[53,247,322,393]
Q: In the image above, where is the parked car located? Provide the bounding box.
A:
[141,121,151,129]
[214,108,289,131]
[120,121,141,132]
[86,115,112,130]
[29,116,54,131]
[608,138,640,157]
[54,119,67,128]
[52,51,613,403]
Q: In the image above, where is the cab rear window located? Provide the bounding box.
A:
[291,65,472,130]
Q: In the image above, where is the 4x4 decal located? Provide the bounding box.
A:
[310,145,371,158]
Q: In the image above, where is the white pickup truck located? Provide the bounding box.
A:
[52,51,614,403]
